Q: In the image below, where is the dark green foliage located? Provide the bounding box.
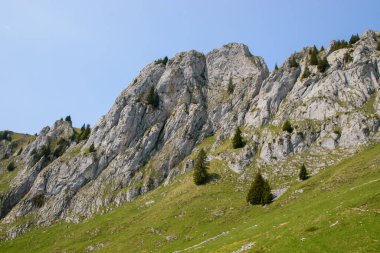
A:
[246,172,272,205]
[377,41,380,51]
[146,86,159,108]
[65,115,72,123]
[0,131,12,141]
[53,138,69,157]
[331,40,349,52]
[232,127,244,149]
[320,46,325,51]
[75,124,91,143]
[6,162,16,172]
[282,119,293,133]
[317,57,330,73]
[289,57,299,68]
[155,56,168,65]
[274,63,279,71]
[17,147,23,156]
[349,34,360,45]
[262,180,272,205]
[31,193,45,208]
[299,164,308,180]
[193,149,209,185]
[309,47,319,65]
[302,67,311,79]
[88,143,95,153]
[32,145,51,164]
[227,77,234,94]
[343,51,353,64]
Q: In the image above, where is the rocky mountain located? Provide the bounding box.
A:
[0,30,379,239]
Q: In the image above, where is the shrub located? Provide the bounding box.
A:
[6,162,16,172]
[65,115,72,123]
[247,172,272,205]
[289,57,299,68]
[227,77,234,94]
[274,63,279,71]
[349,34,360,45]
[282,119,293,133]
[155,56,168,65]
[31,193,45,208]
[299,164,308,180]
[193,149,209,185]
[17,147,23,156]
[320,46,325,51]
[302,67,311,79]
[232,127,244,149]
[317,57,330,73]
[146,86,159,108]
[343,51,353,64]
[377,41,380,51]
[53,138,69,157]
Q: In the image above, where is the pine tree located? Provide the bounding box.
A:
[289,57,299,68]
[232,127,244,149]
[88,143,95,153]
[317,57,330,73]
[227,77,234,94]
[320,46,325,51]
[274,63,279,71]
[302,67,311,79]
[246,172,265,205]
[193,148,209,185]
[349,34,360,45]
[146,86,159,108]
[299,164,308,180]
[65,115,72,123]
[282,119,293,133]
[309,48,319,65]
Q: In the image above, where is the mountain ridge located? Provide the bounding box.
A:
[0,29,379,240]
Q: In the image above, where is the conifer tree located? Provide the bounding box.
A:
[309,48,319,65]
[302,67,311,79]
[227,77,234,94]
[193,148,209,185]
[317,57,330,73]
[232,127,244,149]
[146,86,159,108]
[247,172,265,205]
[289,57,299,68]
[88,143,96,153]
[274,63,279,71]
[65,115,72,123]
[299,164,308,180]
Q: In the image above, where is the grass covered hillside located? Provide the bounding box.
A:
[0,139,379,252]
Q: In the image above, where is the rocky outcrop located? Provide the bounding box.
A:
[1,30,380,234]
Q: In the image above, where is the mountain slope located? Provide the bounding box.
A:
[0,30,379,241]
[0,138,379,252]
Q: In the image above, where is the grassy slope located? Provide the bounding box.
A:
[0,133,35,193]
[0,141,379,252]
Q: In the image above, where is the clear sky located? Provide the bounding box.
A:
[1,0,379,134]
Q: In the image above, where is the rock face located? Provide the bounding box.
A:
[1,30,380,233]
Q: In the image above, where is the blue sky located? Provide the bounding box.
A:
[1,0,379,134]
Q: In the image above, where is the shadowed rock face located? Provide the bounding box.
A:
[1,30,380,231]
